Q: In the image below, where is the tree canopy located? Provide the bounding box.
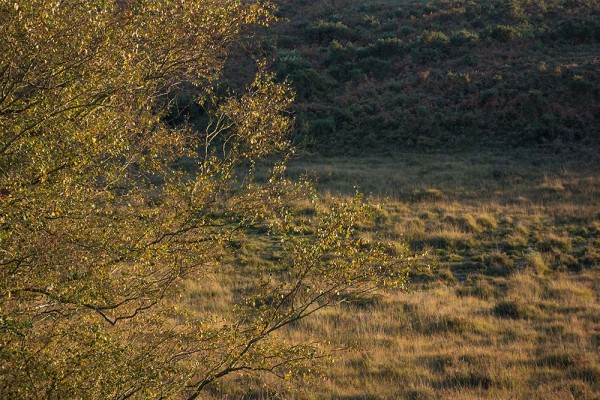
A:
[0,1,408,398]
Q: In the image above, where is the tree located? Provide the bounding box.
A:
[0,1,409,398]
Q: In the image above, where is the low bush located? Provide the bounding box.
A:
[358,37,405,59]
[486,24,522,41]
[420,30,451,47]
[554,18,600,43]
[306,20,354,43]
[493,300,544,319]
[450,29,480,46]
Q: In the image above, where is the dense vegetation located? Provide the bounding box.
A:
[268,0,599,153]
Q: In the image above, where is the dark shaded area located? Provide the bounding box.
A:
[261,0,600,155]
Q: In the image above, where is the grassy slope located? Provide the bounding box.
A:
[291,152,600,400]
[196,150,600,399]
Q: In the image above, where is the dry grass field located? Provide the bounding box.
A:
[197,150,600,399]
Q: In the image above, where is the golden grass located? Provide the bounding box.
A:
[204,151,600,399]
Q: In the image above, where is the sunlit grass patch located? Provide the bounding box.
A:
[208,151,600,399]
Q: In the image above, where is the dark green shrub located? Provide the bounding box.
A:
[412,30,452,62]
[465,1,482,18]
[554,18,600,43]
[380,21,398,32]
[446,71,472,85]
[399,25,412,35]
[486,24,522,41]
[493,0,525,21]
[527,89,548,111]
[358,57,391,78]
[310,117,336,136]
[276,50,311,75]
[423,4,438,15]
[392,7,407,18]
[362,14,380,28]
[306,20,353,43]
[357,38,404,59]
[288,69,328,100]
[276,50,328,100]
[371,37,405,57]
[328,14,343,23]
[358,3,381,13]
[570,74,594,92]
[276,35,300,49]
[460,51,480,66]
[450,29,480,46]
[420,30,451,47]
[325,40,356,65]
[348,67,364,79]
[411,47,441,63]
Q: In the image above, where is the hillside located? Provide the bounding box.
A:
[267,0,599,154]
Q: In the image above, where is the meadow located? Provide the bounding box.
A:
[198,149,600,399]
